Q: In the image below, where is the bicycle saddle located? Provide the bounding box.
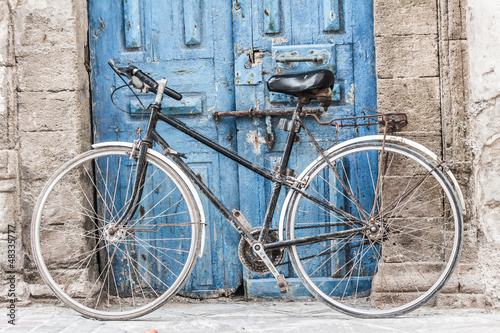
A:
[267,69,334,96]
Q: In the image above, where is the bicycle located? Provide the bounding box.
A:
[31,62,464,320]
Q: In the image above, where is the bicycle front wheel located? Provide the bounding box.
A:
[285,142,463,318]
[31,146,202,320]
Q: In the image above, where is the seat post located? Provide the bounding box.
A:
[257,99,303,244]
[278,99,302,174]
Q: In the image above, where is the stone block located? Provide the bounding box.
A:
[375,0,437,36]
[0,192,16,233]
[377,78,441,133]
[13,0,77,52]
[380,217,446,263]
[18,130,84,181]
[441,40,471,164]
[16,48,80,92]
[448,0,467,40]
[0,0,14,65]
[392,133,443,157]
[18,91,84,132]
[0,150,18,179]
[0,66,16,149]
[436,293,488,308]
[375,35,439,78]
[458,265,485,294]
[372,262,459,293]
[0,178,15,192]
[456,230,479,263]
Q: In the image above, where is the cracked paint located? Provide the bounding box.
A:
[245,130,266,155]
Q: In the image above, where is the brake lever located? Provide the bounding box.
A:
[108,61,150,92]
[108,61,134,80]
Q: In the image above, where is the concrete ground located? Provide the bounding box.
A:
[1,299,499,333]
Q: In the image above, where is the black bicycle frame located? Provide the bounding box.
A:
[123,100,366,250]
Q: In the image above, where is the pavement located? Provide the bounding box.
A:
[1,298,500,333]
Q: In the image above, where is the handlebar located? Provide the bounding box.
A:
[108,62,182,101]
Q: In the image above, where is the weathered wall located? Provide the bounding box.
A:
[467,0,500,308]
[0,0,496,308]
[0,0,90,301]
[375,0,485,307]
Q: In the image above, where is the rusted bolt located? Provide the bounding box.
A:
[234,2,241,10]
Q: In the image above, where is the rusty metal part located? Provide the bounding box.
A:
[310,109,408,133]
[212,107,323,120]
[295,87,332,111]
[238,227,285,274]
[264,116,275,149]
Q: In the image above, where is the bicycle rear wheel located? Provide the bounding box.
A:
[31,146,202,320]
[285,142,463,318]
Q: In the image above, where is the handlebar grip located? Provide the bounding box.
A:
[163,86,183,101]
[134,70,183,101]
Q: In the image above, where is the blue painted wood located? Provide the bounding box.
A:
[263,0,280,34]
[233,0,377,296]
[129,93,204,116]
[245,277,372,298]
[183,0,201,45]
[189,164,214,287]
[89,0,240,297]
[123,0,142,48]
[323,0,340,32]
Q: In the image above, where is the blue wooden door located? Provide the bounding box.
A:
[232,0,377,295]
[89,0,242,297]
[89,0,376,297]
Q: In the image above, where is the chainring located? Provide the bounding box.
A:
[238,227,285,274]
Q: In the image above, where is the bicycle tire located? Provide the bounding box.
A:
[31,145,203,320]
[285,142,463,318]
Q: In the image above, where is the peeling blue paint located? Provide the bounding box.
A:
[123,0,142,48]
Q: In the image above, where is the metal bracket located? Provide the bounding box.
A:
[164,147,187,159]
[277,118,301,133]
[129,139,141,159]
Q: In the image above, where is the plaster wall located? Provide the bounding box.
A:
[467,0,500,307]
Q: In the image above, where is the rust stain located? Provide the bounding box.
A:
[99,18,105,32]
[139,206,145,217]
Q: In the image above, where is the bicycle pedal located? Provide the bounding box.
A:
[277,274,288,293]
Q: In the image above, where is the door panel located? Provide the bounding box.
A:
[232,0,377,294]
[89,0,240,296]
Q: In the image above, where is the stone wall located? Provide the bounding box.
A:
[0,0,90,301]
[374,0,486,307]
[467,0,500,308]
[0,0,496,308]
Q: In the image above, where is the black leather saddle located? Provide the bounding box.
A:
[267,69,334,96]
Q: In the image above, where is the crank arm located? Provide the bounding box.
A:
[252,242,288,293]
